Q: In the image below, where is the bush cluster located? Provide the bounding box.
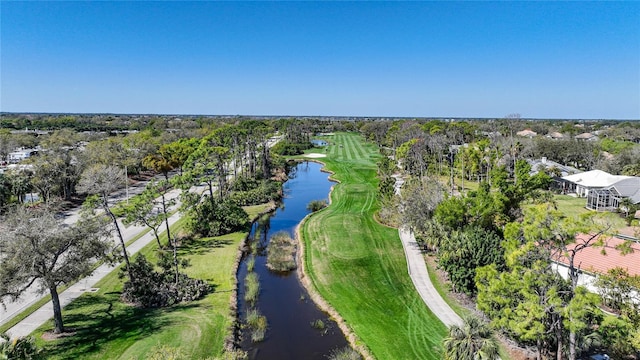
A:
[189,197,249,237]
[271,140,313,156]
[328,347,362,360]
[230,181,281,206]
[306,199,328,212]
[121,255,211,308]
[266,231,297,272]
[0,332,42,359]
[245,308,267,343]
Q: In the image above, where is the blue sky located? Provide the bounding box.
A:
[1,1,639,119]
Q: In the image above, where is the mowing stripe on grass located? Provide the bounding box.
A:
[302,132,447,359]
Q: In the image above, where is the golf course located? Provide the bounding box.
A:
[16,132,448,359]
[301,132,447,359]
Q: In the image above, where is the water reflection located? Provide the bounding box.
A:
[237,162,349,359]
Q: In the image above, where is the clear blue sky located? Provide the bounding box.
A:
[1,1,639,119]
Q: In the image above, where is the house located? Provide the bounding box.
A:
[545,131,565,140]
[552,234,640,296]
[527,157,579,177]
[479,131,502,138]
[575,132,599,141]
[0,164,34,175]
[7,148,38,164]
[561,170,640,211]
[516,129,537,138]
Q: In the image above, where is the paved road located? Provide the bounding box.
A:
[2,135,281,338]
[4,188,185,339]
[0,179,153,327]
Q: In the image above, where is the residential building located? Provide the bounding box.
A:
[575,132,599,141]
[516,129,537,138]
[527,157,579,178]
[545,131,565,140]
[7,148,38,164]
[561,170,640,211]
[552,234,640,298]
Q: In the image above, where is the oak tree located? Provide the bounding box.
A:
[0,206,111,334]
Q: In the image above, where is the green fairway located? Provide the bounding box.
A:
[302,133,447,359]
[30,204,267,359]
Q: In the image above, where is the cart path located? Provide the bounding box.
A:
[398,226,462,328]
[392,173,462,328]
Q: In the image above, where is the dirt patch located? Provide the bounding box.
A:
[41,329,77,341]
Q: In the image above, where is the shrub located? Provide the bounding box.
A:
[306,199,328,212]
[328,347,361,360]
[271,140,313,156]
[245,308,268,343]
[188,197,249,237]
[310,319,325,329]
[0,332,42,359]
[231,176,261,192]
[266,232,297,272]
[244,272,260,304]
[437,226,504,295]
[246,255,255,272]
[230,181,282,206]
[121,255,211,308]
[214,349,248,360]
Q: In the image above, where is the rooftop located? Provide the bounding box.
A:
[562,169,635,188]
[554,234,640,276]
[527,157,579,177]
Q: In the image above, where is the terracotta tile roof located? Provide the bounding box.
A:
[575,132,595,139]
[554,234,640,276]
[516,129,537,137]
[546,132,564,139]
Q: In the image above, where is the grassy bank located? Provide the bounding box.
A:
[301,132,447,359]
[30,204,271,359]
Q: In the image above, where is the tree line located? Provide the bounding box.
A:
[370,117,640,359]
[0,117,320,357]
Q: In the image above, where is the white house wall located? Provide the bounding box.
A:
[552,262,599,293]
[552,262,640,305]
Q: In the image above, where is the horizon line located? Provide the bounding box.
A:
[1,111,638,122]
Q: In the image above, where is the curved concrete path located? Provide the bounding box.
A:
[399,226,463,327]
[392,173,462,328]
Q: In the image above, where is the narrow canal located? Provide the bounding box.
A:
[237,161,350,359]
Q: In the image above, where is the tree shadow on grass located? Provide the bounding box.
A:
[178,237,233,256]
[40,292,199,358]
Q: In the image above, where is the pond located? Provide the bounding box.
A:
[311,139,328,146]
[237,161,350,359]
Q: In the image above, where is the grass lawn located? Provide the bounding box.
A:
[436,175,481,193]
[553,194,590,217]
[302,132,447,359]
[527,194,629,231]
[30,206,263,359]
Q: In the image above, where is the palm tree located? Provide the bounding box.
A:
[619,197,633,218]
[443,316,500,360]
